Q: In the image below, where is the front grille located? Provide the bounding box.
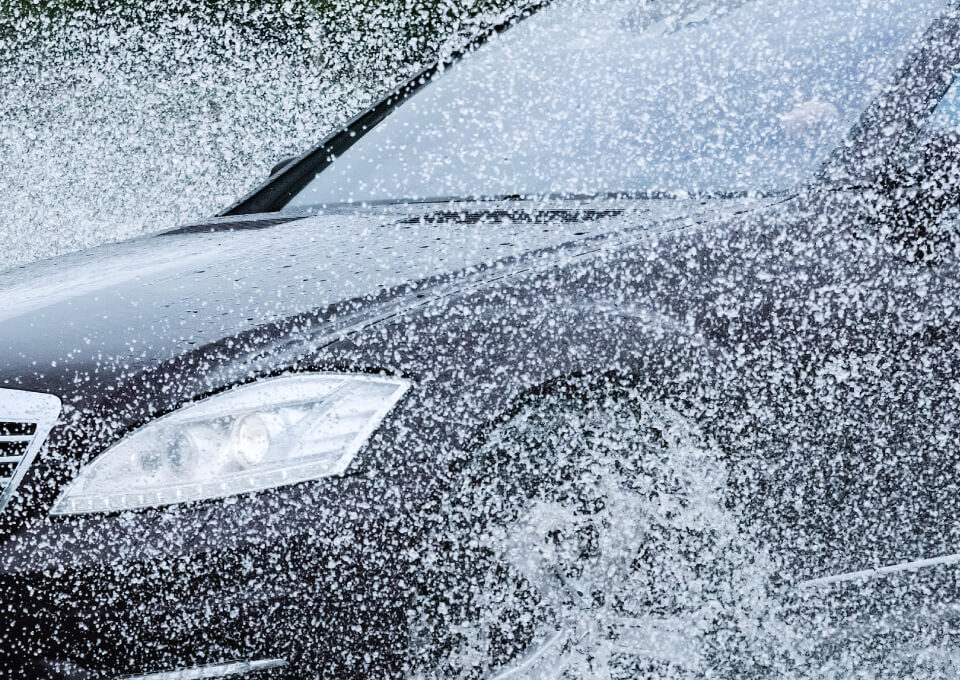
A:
[0,422,37,492]
[0,390,61,514]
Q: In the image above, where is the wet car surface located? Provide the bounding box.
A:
[5,1,960,678]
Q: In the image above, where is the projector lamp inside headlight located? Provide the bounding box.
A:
[52,374,410,516]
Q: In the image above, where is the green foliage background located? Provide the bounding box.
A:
[0,0,519,269]
[2,0,517,68]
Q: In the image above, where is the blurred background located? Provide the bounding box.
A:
[0,0,515,270]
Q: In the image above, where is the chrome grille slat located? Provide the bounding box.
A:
[0,390,61,513]
[0,432,30,493]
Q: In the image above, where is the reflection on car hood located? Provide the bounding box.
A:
[0,199,765,393]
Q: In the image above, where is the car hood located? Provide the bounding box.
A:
[0,199,766,395]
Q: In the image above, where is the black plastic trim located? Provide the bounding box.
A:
[219,1,551,217]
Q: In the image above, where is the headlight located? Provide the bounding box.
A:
[52,374,410,516]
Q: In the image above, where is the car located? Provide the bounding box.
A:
[3,0,960,677]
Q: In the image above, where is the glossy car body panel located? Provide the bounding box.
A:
[4,3,960,678]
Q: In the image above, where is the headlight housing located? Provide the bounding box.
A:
[52,374,410,516]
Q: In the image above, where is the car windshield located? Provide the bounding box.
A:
[284,0,946,210]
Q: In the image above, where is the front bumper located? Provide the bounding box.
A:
[0,399,446,680]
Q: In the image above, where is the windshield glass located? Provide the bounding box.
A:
[284,0,946,210]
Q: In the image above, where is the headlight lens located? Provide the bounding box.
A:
[52,374,410,516]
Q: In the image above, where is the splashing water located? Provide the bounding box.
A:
[0,0,511,271]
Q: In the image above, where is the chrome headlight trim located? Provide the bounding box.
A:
[115,658,287,680]
[52,373,410,516]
